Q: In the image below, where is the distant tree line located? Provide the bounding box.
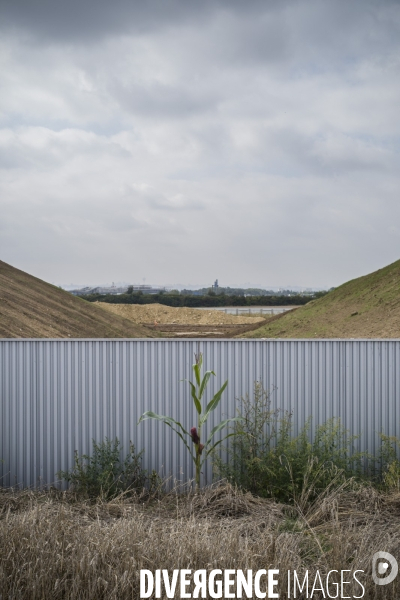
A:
[81,291,326,307]
[180,286,315,297]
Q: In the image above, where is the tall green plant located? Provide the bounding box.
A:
[138,353,240,488]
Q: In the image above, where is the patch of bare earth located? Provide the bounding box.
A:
[96,303,268,337]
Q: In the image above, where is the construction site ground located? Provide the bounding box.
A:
[96,303,269,337]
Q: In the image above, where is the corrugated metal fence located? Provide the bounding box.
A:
[1,339,399,488]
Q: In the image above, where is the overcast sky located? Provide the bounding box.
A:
[1,0,399,289]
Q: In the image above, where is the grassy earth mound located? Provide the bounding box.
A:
[242,259,400,338]
[0,260,156,338]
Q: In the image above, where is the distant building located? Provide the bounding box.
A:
[70,286,127,296]
[70,284,166,296]
[128,285,165,294]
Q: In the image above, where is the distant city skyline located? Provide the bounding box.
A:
[59,280,328,292]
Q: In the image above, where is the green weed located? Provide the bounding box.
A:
[57,438,150,500]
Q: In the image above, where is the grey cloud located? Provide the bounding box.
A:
[122,184,205,212]
[0,0,297,43]
[0,128,130,171]
[2,0,397,65]
[147,195,205,212]
[1,0,400,288]
[262,128,394,177]
[0,0,209,42]
[110,80,218,119]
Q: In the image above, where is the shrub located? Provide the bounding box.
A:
[214,382,364,504]
[379,434,400,491]
[57,438,149,500]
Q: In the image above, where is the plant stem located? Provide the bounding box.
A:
[196,375,201,490]
[195,451,200,490]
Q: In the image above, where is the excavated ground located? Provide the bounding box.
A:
[96,303,268,337]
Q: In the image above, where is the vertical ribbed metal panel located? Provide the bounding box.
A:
[1,339,400,488]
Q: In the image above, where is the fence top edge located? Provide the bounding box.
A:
[1,338,400,343]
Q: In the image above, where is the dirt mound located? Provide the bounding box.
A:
[96,303,265,325]
[0,260,156,338]
[242,258,400,338]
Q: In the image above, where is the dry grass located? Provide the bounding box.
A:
[1,482,400,598]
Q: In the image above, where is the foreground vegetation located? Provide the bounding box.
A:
[1,481,400,599]
[3,377,400,598]
[214,382,400,503]
[3,390,400,598]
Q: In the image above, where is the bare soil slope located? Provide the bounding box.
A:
[97,303,264,325]
[0,261,156,338]
[242,259,400,338]
[97,303,266,337]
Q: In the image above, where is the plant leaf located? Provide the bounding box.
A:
[167,426,195,462]
[204,431,238,459]
[138,411,189,436]
[193,362,202,387]
[199,370,215,399]
[204,417,243,447]
[138,411,195,462]
[200,380,228,426]
[188,381,202,414]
